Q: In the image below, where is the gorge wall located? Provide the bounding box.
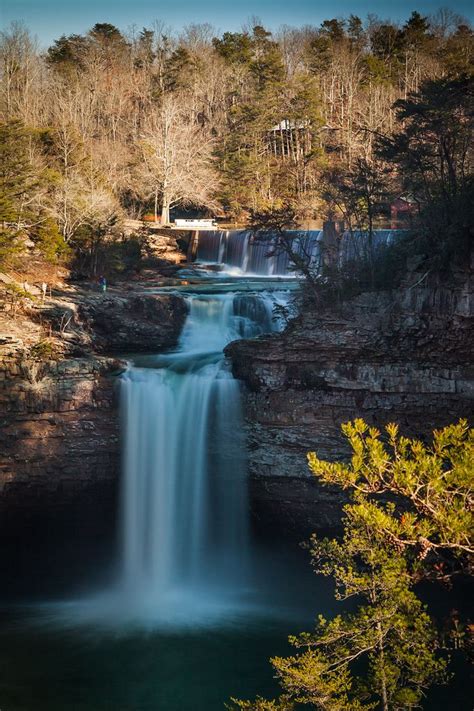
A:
[1,255,473,586]
[227,263,474,537]
[0,291,187,595]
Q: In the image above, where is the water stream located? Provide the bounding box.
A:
[119,291,284,622]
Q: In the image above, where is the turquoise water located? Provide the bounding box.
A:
[0,557,471,711]
[0,616,305,710]
[0,620,286,710]
[0,543,338,711]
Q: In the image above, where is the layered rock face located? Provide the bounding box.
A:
[0,290,187,594]
[0,352,122,594]
[0,355,121,516]
[227,268,474,537]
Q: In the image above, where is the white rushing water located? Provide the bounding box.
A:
[195,230,323,276]
[30,288,297,630]
[117,291,285,623]
[194,228,408,277]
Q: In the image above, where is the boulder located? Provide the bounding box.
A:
[78,293,188,353]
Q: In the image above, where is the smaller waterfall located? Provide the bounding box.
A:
[195,230,323,277]
[195,228,410,277]
[119,291,284,621]
[338,229,409,263]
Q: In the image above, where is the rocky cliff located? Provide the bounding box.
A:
[37,291,188,354]
[227,266,474,537]
[0,289,187,595]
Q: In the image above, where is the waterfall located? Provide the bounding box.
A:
[195,230,323,276]
[338,228,407,263]
[195,228,410,276]
[119,292,282,618]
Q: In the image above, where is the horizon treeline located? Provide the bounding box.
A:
[0,10,473,269]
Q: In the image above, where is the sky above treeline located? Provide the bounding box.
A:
[1,0,473,47]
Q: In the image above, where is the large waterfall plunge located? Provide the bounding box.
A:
[118,292,282,623]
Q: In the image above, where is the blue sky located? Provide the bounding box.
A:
[2,0,473,47]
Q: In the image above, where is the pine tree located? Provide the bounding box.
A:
[308,419,474,578]
[377,75,474,260]
[230,420,474,711]
[0,120,35,223]
[0,120,37,264]
[230,496,447,711]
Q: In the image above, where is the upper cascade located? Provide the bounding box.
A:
[193,228,408,277]
[194,230,323,276]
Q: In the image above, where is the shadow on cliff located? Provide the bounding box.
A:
[0,356,122,601]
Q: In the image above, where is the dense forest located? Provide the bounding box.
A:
[0,10,473,272]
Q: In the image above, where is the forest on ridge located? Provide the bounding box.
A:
[0,9,473,271]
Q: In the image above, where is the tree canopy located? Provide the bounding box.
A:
[0,12,472,268]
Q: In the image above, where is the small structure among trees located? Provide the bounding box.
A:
[268,119,312,159]
[390,194,418,228]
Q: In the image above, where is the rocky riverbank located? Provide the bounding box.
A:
[227,263,474,536]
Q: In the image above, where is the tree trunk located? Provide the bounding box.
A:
[161,199,170,225]
[367,199,375,289]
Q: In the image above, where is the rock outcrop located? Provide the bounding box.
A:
[0,351,123,594]
[77,292,188,352]
[145,231,189,267]
[227,267,474,537]
[0,353,123,508]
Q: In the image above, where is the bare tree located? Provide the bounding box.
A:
[136,95,218,223]
[0,22,44,123]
